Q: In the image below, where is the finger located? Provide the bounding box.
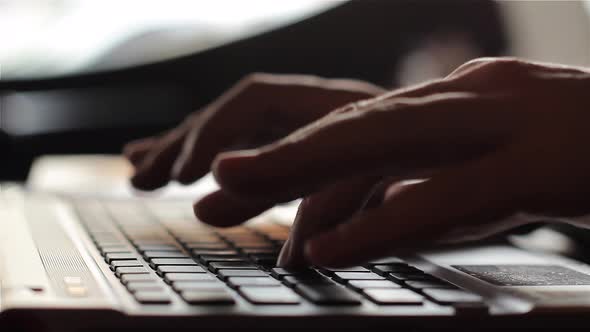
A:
[130,125,190,190]
[304,145,522,267]
[123,136,157,167]
[193,190,273,227]
[277,176,381,268]
[213,93,519,202]
[172,74,385,184]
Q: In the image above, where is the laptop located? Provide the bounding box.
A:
[2,158,590,330]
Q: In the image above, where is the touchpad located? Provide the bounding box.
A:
[453,265,590,286]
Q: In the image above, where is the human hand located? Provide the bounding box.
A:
[198,58,590,268]
[124,73,384,191]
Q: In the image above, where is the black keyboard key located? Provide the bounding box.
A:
[180,290,235,305]
[405,281,458,289]
[372,264,420,275]
[295,285,361,305]
[165,273,215,282]
[132,239,175,246]
[134,291,171,304]
[150,258,198,267]
[422,289,483,304]
[209,262,257,273]
[333,272,385,281]
[115,266,149,277]
[368,257,407,265]
[227,277,281,288]
[282,275,334,287]
[172,281,226,292]
[126,282,165,293]
[144,251,188,259]
[323,266,369,273]
[192,250,239,256]
[363,289,424,305]
[185,243,231,250]
[388,272,435,282]
[270,268,313,279]
[236,243,276,250]
[120,274,158,284]
[250,256,277,266]
[218,270,268,279]
[105,253,137,263]
[110,260,143,269]
[157,265,206,274]
[239,286,300,304]
[347,280,401,290]
[136,244,180,252]
[200,256,246,264]
[241,248,279,255]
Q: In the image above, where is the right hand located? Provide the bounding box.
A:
[124,73,384,191]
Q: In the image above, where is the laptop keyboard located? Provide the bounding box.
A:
[75,200,485,308]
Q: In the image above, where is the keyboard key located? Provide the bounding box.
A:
[236,243,275,250]
[121,274,158,284]
[227,277,281,288]
[239,286,300,304]
[185,243,231,250]
[150,258,198,267]
[110,260,143,269]
[209,262,257,273]
[199,256,245,264]
[180,290,235,305]
[105,253,137,263]
[126,282,165,293]
[363,289,424,305]
[323,266,369,273]
[282,275,334,287]
[218,270,268,279]
[270,268,313,279]
[192,250,239,257]
[295,285,361,305]
[241,248,278,255]
[422,289,483,304]
[115,266,149,277]
[157,265,206,274]
[100,246,132,254]
[368,257,407,265]
[405,281,457,289]
[132,239,175,246]
[172,281,226,292]
[136,244,180,252]
[372,264,420,275]
[143,251,188,259]
[134,291,171,304]
[95,240,125,247]
[347,280,401,290]
[250,255,277,265]
[165,273,215,282]
[333,272,385,281]
[388,272,435,282]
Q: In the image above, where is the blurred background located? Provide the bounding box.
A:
[1,0,589,181]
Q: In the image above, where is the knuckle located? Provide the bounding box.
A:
[237,72,276,90]
[460,57,495,69]
[475,57,528,77]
